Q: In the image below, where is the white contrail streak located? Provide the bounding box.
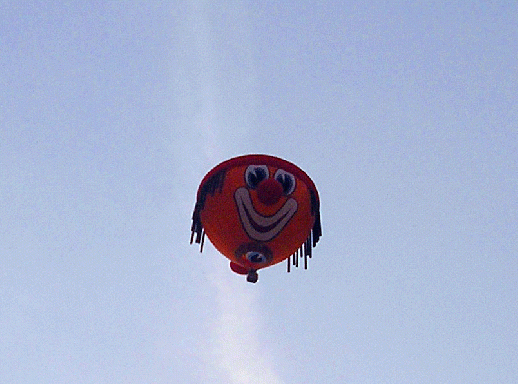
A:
[208,263,285,384]
[175,2,285,382]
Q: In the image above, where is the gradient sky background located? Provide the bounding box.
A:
[1,1,517,383]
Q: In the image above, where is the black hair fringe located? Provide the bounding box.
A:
[190,169,226,251]
[286,194,322,272]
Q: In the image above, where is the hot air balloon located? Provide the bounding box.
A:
[191,154,321,283]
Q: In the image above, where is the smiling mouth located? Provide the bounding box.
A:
[234,187,298,242]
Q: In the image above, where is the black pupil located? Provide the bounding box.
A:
[248,168,267,188]
[277,174,293,194]
[249,253,264,263]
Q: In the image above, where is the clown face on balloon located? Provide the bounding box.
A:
[191,154,321,283]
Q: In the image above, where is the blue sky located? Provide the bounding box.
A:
[1,1,517,383]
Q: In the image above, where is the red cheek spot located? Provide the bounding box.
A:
[256,178,283,205]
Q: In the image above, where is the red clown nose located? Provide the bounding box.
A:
[256,178,283,205]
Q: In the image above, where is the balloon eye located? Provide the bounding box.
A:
[274,169,296,195]
[245,165,269,189]
[246,251,267,264]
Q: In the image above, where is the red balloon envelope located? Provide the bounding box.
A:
[191,154,322,283]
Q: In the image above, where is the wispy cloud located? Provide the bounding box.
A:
[173,2,282,381]
[207,260,286,384]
